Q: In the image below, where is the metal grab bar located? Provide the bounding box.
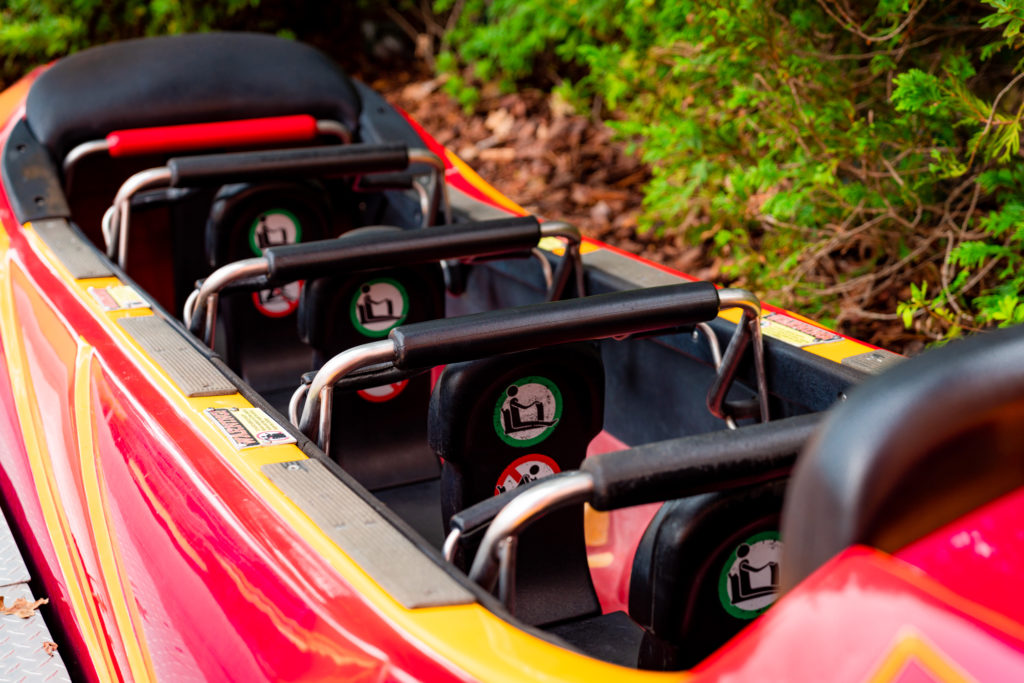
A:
[184,220,584,348]
[296,286,769,456]
[102,146,449,271]
[468,472,596,600]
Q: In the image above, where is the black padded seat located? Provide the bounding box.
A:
[629,479,787,670]
[782,324,1024,590]
[430,343,605,626]
[205,181,334,394]
[25,32,361,160]
[299,228,446,491]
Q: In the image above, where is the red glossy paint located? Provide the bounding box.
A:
[106,115,318,157]
[898,485,1024,627]
[695,547,1024,681]
[0,105,474,681]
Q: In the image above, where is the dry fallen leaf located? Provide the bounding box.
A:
[0,596,48,619]
[42,641,58,656]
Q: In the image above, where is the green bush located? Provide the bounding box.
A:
[0,1,267,86]
[439,0,1024,344]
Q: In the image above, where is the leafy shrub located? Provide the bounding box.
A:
[0,1,265,86]
[439,0,1024,347]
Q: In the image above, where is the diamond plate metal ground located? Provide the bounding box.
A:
[0,513,29,589]
[0,584,71,682]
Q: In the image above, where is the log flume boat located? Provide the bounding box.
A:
[0,32,1021,681]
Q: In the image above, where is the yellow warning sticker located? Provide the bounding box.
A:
[204,407,296,449]
[761,312,841,347]
[88,285,150,311]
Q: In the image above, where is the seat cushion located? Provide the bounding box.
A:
[26,32,361,160]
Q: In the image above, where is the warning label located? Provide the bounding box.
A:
[88,285,150,312]
[761,313,840,347]
[718,531,783,619]
[357,380,408,403]
[204,407,296,450]
[495,454,560,495]
[249,209,303,318]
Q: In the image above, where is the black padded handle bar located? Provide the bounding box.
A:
[389,281,720,370]
[167,143,409,187]
[581,412,821,510]
[450,412,820,544]
[263,217,541,284]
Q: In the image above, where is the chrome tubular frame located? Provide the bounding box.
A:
[101,143,446,272]
[296,340,397,456]
[709,289,770,424]
[468,471,596,601]
[182,257,270,347]
[538,221,585,300]
[64,118,351,175]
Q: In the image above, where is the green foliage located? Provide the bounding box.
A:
[439,0,1024,344]
[0,0,261,86]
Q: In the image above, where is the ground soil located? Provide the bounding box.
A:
[369,74,916,353]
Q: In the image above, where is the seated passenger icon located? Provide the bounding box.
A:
[501,385,558,434]
[728,543,780,603]
[357,285,400,324]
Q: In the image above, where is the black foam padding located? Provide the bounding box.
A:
[205,182,330,388]
[430,344,605,515]
[1,119,70,224]
[314,264,445,491]
[630,480,787,670]
[582,413,820,511]
[266,216,540,284]
[393,281,720,370]
[782,324,1024,591]
[168,143,408,187]
[448,476,548,535]
[429,344,604,627]
[25,33,361,160]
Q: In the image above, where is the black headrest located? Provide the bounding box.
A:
[26,33,361,160]
[430,343,605,512]
[782,325,1024,590]
[630,480,786,669]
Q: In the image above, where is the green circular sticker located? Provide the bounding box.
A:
[718,530,782,619]
[492,376,563,447]
[249,208,302,256]
[350,277,409,337]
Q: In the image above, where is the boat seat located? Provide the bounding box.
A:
[203,181,334,399]
[629,479,786,670]
[429,343,605,626]
[782,323,1024,590]
[299,228,445,491]
[25,33,360,162]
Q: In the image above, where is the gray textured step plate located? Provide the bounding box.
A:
[263,459,474,609]
[842,349,905,375]
[31,218,112,280]
[0,584,71,683]
[119,315,235,397]
[583,248,685,288]
[0,513,29,589]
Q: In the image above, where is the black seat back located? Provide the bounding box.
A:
[629,479,786,670]
[205,181,333,394]
[782,324,1024,590]
[429,343,604,626]
[298,227,446,490]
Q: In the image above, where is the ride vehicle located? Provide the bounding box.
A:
[0,32,1020,681]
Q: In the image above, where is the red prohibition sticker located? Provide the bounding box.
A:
[251,280,303,318]
[494,454,560,496]
[357,380,408,403]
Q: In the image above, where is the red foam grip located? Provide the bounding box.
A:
[105,114,319,157]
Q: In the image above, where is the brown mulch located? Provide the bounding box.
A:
[370,74,911,352]
[379,78,723,283]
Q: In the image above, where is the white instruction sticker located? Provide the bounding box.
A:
[204,407,296,449]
